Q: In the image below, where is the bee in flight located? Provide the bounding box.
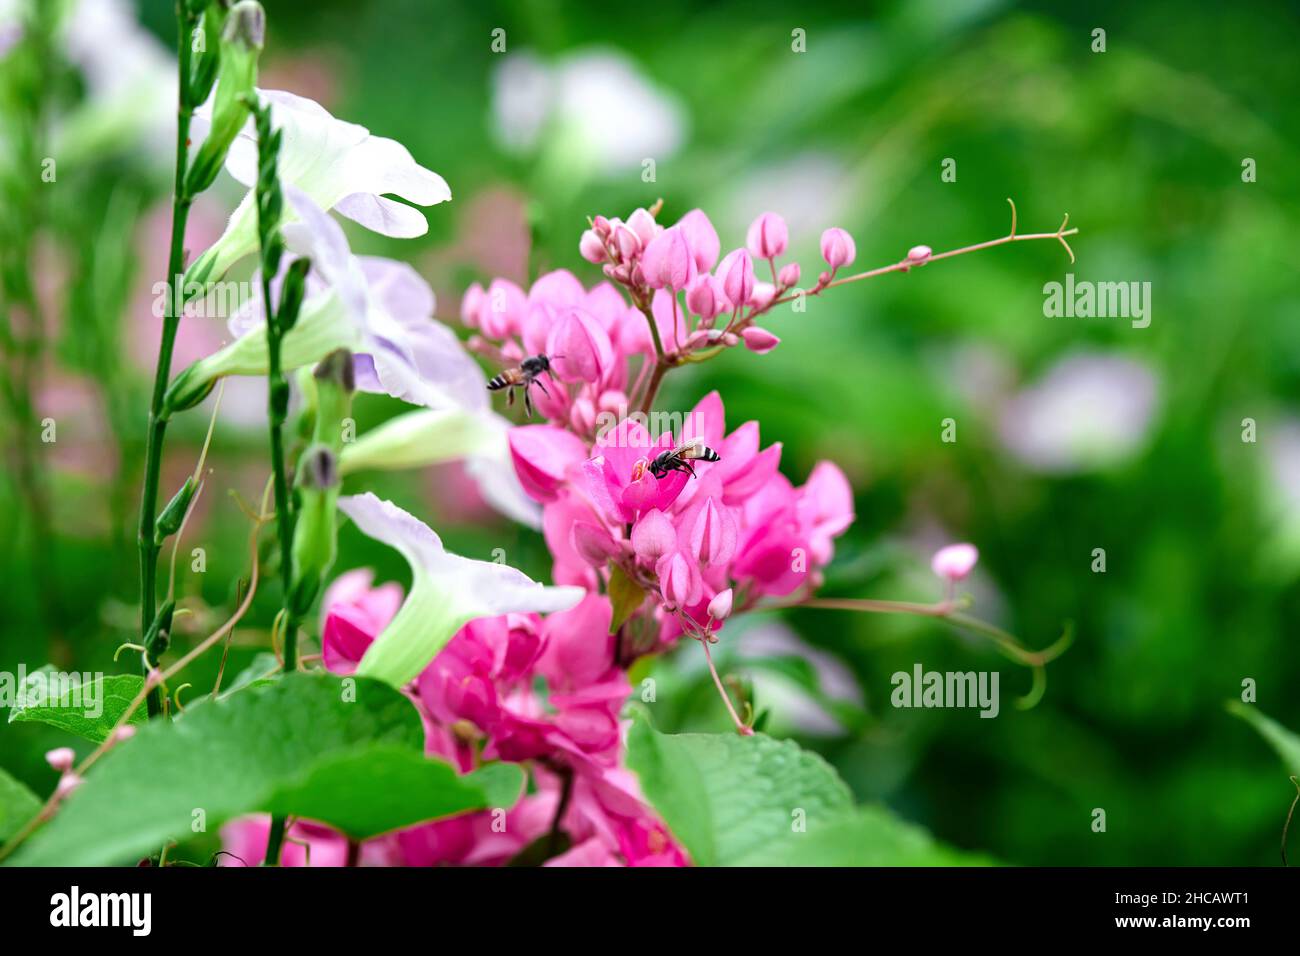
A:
[648,437,721,479]
[487,354,554,418]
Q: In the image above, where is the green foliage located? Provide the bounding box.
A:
[1229,703,1300,777]
[7,671,146,744]
[627,715,986,866]
[10,674,521,866]
[0,767,41,843]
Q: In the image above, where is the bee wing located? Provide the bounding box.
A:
[674,436,707,459]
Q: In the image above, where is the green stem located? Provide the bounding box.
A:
[136,3,197,717]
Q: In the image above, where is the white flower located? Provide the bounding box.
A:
[998,352,1159,473]
[190,89,450,282]
[338,492,584,687]
[176,187,478,411]
[490,48,686,177]
[338,407,541,529]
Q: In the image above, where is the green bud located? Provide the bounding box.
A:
[185,0,265,197]
[186,2,228,109]
[277,257,311,333]
[288,446,340,618]
[155,475,198,544]
[144,600,177,664]
[162,360,217,417]
[312,348,355,447]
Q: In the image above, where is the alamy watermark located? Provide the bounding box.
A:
[151,275,256,319]
[891,664,1000,718]
[0,665,105,719]
[1043,273,1151,329]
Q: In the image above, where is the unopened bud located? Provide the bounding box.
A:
[707,588,733,621]
[45,747,75,774]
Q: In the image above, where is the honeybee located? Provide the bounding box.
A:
[648,437,721,479]
[487,354,554,418]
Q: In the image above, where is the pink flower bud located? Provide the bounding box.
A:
[719,249,755,307]
[55,772,83,800]
[708,588,734,621]
[678,208,720,272]
[777,262,801,288]
[746,211,789,259]
[569,395,597,434]
[579,229,607,263]
[656,551,702,610]
[640,227,695,291]
[572,521,618,566]
[685,275,726,320]
[632,508,677,562]
[113,725,137,743]
[907,244,931,265]
[687,497,736,567]
[592,215,611,236]
[598,389,628,414]
[460,282,485,328]
[45,747,75,773]
[547,307,613,384]
[741,326,780,354]
[749,281,777,310]
[931,543,978,581]
[613,224,642,261]
[627,207,659,246]
[820,227,856,270]
[482,278,527,338]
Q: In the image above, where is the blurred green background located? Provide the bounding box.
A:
[2,0,1298,865]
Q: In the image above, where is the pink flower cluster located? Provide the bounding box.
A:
[226,205,859,867]
[511,391,853,644]
[460,205,862,438]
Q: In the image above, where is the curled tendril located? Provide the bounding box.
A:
[113,642,147,662]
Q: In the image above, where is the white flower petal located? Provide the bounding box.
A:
[338,493,582,686]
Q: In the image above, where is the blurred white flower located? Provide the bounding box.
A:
[998,352,1159,473]
[12,0,176,162]
[491,48,686,176]
[191,89,450,282]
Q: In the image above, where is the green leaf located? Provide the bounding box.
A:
[11,673,520,866]
[626,714,853,866]
[0,767,41,843]
[8,671,146,743]
[1229,701,1300,776]
[608,564,645,633]
[627,715,990,866]
[733,805,994,866]
[217,651,282,699]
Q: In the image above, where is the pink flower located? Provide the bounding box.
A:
[631,507,677,561]
[677,208,720,272]
[580,418,689,524]
[719,248,755,307]
[741,326,780,354]
[820,227,856,270]
[220,817,349,867]
[657,550,703,609]
[508,425,588,503]
[547,307,614,384]
[579,229,606,263]
[777,262,801,287]
[640,227,695,291]
[321,569,405,675]
[707,588,733,621]
[907,244,932,265]
[746,211,788,259]
[931,543,978,581]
